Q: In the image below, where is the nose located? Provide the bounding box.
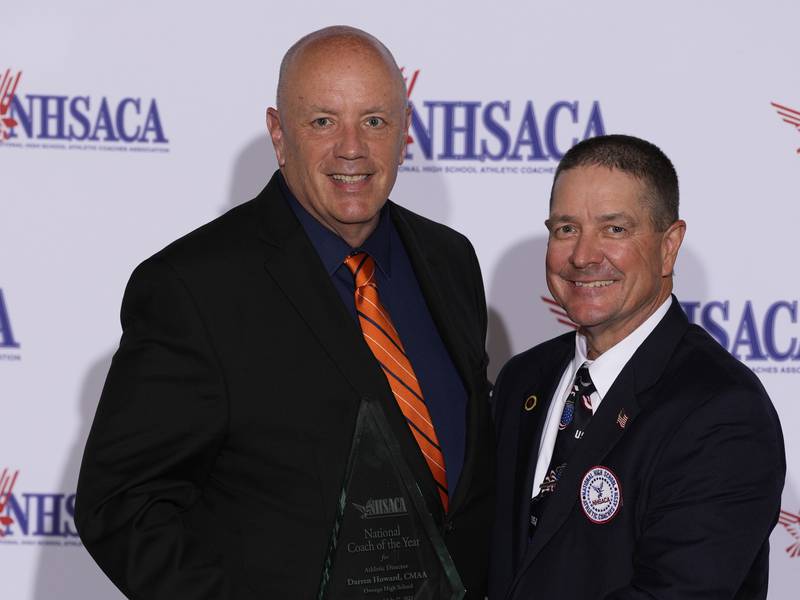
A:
[335,123,368,160]
[570,232,603,269]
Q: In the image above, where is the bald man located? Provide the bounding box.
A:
[76,27,494,599]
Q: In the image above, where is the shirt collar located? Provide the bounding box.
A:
[573,296,673,399]
[278,172,392,278]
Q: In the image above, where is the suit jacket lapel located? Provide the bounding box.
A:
[255,179,444,519]
[390,202,480,515]
[516,299,690,577]
[512,343,572,568]
[389,202,480,388]
[255,174,397,413]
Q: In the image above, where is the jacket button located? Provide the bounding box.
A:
[444,520,454,533]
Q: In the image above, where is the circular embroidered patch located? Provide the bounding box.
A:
[559,400,575,430]
[580,466,622,524]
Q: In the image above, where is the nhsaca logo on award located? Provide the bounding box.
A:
[353,497,409,519]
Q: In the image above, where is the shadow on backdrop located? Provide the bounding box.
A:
[487,235,556,383]
[392,168,452,226]
[32,350,125,600]
[223,133,279,214]
[671,242,710,301]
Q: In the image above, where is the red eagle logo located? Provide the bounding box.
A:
[541,296,578,329]
[771,101,800,154]
[0,468,19,535]
[778,509,800,558]
[0,69,22,141]
[400,67,419,146]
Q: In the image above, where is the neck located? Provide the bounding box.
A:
[581,289,672,360]
[333,218,380,248]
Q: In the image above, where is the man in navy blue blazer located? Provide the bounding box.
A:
[489,134,785,599]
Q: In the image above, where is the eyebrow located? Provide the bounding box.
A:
[306,105,391,115]
[547,213,575,225]
[545,212,637,227]
[596,212,636,224]
[361,106,390,114]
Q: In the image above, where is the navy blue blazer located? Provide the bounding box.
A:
[489,298,785,599]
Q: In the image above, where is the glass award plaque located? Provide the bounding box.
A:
[317,398,465,600]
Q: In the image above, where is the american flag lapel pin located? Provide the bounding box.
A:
[616,409,629,429]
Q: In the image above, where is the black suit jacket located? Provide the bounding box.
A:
[489,299,785,599]
[76,172,494,599]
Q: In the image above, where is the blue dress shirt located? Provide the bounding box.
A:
[278,174,467,493]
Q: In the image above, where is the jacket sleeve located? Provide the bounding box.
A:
[75,257,244,599]
[604,387,785,599]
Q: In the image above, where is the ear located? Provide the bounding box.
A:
[266,107,286,167]
[660,219,686,277]
[398,105,412,165]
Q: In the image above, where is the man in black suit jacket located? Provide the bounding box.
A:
[489,135,785,599]
[76,27,493,598]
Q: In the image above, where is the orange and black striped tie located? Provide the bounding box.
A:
[344,252,449,512]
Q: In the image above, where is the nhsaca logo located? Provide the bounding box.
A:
[400,68,605,172]
[0,469,80,545]
[1,70,169,152]
[0,289,20,359]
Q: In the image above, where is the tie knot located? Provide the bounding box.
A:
[343,252,375,289]
[574,363,596,396]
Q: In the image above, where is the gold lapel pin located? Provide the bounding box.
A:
[524,394,538,411]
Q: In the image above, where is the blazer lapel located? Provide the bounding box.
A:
[389,203,480,390]
[255,180,444,519]
[389,203,482,516]
[512,345,572,568]
[255,175,396,409]
[515,299,691,579]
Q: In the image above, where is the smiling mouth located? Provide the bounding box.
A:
[331,174,369,183]
[573,280,615,288]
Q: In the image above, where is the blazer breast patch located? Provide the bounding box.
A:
[580,466,622,524]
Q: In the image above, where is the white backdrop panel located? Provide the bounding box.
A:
[2,1,799,597]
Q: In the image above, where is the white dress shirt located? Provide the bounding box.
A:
[531,297,673,499]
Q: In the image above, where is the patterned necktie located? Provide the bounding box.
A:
[529,362,595,538]
[343,252,449,512]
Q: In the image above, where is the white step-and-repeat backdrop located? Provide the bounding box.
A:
[3,1,799,597]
